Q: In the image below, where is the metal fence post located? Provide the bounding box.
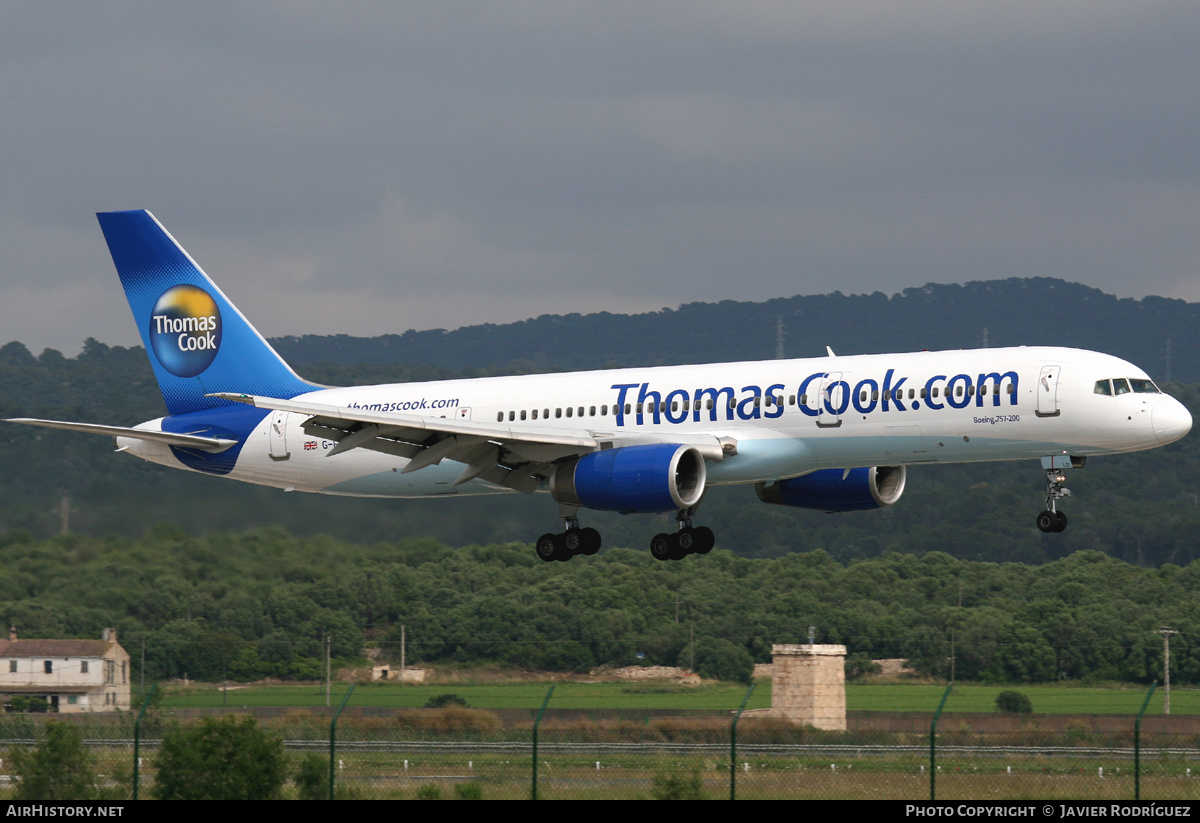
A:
[532,686,554,800]
[930,683,952,801]
[1135,680,1156,801]
[729,682,756,801]
[329,683,356,801]
[132,683,157,801]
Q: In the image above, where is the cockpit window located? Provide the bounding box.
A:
[1096,378,1159,396]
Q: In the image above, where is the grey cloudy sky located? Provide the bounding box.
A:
[2,1,1198,355]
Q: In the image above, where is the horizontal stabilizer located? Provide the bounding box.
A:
[4,418,238,452]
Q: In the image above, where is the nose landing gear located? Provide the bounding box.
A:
[1036,455,1075,533]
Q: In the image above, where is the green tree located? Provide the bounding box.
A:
[153,716,285,800]
[682,637,755,685]
[454,782,483,800]
[8,721,98,800]
[424,693,468,708]
[293,752,328,801]
[845,652,882,680]
[995,690,1033,713]
[650,766,704,800]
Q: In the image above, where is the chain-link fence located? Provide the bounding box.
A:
[2,702,1200,799]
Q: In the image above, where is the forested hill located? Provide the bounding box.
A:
[271,278,1197,382]
[2,532,1198,685]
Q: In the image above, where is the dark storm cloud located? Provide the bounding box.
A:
[1,2,1198,353]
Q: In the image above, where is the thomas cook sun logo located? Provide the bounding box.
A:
[149,285,222,377]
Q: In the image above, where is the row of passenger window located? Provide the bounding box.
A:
[1094,378,1160,396]
[494,382,1016,423]
[498,405,616,422]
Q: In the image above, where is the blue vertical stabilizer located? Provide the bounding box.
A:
[97,210,316,415]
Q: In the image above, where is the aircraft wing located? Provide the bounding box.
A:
[210,391,597,493]
[4,418,238,452]
[209,392,731,494]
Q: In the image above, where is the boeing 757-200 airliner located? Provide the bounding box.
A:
[6,211,1192,561]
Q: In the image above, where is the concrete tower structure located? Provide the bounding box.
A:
[770,644,846,730]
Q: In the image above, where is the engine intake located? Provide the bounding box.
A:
[551,443,707,513]
[755,465,907,512]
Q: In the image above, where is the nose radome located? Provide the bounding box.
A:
[1153,398,1193,445]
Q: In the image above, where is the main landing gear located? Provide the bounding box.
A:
[1036,455,1075,533]
[536,509,601,562]
[650,510,715,562]
[534,506,716,562]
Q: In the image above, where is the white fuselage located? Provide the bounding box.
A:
[119,345,1192,499]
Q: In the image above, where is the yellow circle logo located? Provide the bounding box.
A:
[149,285,222,377]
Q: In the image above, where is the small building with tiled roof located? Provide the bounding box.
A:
[0,627,130,713]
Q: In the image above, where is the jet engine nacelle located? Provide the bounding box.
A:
[755,465,907,512]
[550,443,707,513]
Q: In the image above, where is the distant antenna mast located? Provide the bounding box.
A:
[981,327,989,348]
[775,317,785,359]
[1165,338,1172,382]
[1158,627,1179,714]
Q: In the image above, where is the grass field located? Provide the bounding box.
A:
[158,680,1193,715]
[278,752,1200,801]
[41,746,1200,801]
